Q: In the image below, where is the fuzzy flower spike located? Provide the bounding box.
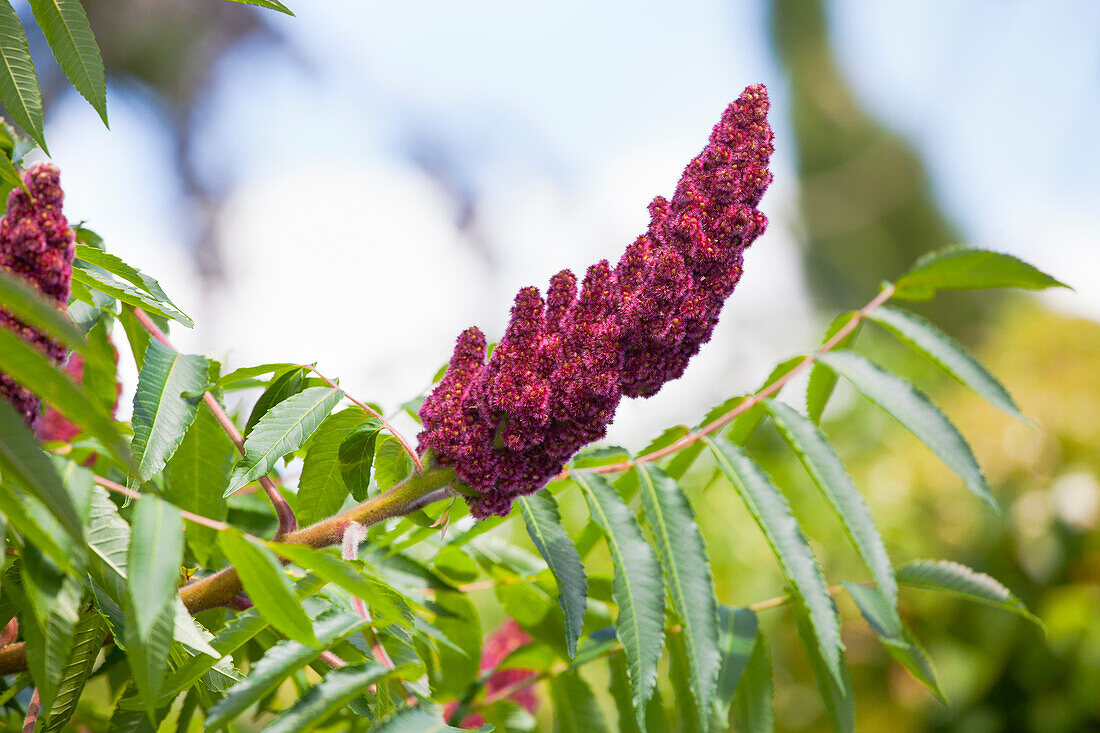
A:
[0,164,76,426]
[419,84,774,517]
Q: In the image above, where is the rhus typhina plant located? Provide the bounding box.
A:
[0,6,1070,733]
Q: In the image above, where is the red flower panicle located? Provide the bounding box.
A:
[0,164,75,426]
[419,84,774,517]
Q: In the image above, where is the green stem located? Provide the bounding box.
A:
[179,466,454,612]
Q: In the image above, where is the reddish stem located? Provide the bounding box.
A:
[297,364,423,472]
[132,308,297,538]
[22,689,39,733]
[93,475,232,532]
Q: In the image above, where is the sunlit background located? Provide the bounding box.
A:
[19,0,1100,729]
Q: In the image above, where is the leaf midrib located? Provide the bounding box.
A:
[637,467,707,714]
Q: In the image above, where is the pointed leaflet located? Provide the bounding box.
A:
[518,491,587,659]
[338,417,382,501]
[41,607,108,732]
[704,436,845,685]
[126,496,184,718]
[715,606,760,720]
[297,408,366,525]
[226,0,295,16]
[131,340,210,483]
[868,305,1027,422]
[263,661,388,733]
[609,650,667,733]
[806,312,860,424]
[0,399,84,540]
[225,386,343,496]
[71,262,192,327]
[636,464,720,728]
[73,245,189,323]
[0,326,132,468]
[0,147,21,192]
[551,669,609,733]
[793,604,854,733]
[891,245,1069,301]
[818,351,995,511]
[0,0,45,149]
[572,470,664,726]
[163,575,325,698]
[897,560,1041,626]
[764,399,897,608]
[28,0,107,125]
[165,404,235,565]
[17,547,83,710]
[731,622,774,733]
[203,608,369,730]
[243,365,305,435]
[842,583,945,702]
[84,485,217,658]
[217,528,318,645]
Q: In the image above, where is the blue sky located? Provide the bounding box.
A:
[40,1,1099,440]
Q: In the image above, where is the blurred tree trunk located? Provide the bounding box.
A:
[769,0,994,334]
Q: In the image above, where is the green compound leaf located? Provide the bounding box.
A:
[869,305,1027,423]
[203,608,369,730]
[842,582,946,702]
[163,575,325,698]
[0,1,45,149]
[0,325,132,468]
[297,408,368,525]
[731,620,774,733]
[551,669,609,732]
[714,606,760,720]
[572,470,665,727]
[636,464,720,730]
[131,340,210,483]
[0,399,84,542]
[217,528,318,646]
[126,496,184,719]
[819,350,996,512]
[897,559,1042,627]
[705,436,845,686]
[40,606,108,732]
[71,259,192,327]
[28,0,107,125]
[764,399,897,608]
[518,491,587,659]
[73,245,188,320]
[225,386,343,496]
[263,661,388,733]
[892,245,1069,301]
[793,603,854,733]
[806,311,860,424]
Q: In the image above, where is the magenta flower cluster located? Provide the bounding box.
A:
[0,164,76,426]
[419,85,774,517]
